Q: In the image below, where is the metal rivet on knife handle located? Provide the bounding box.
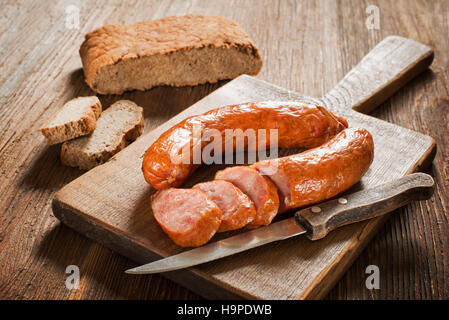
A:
[311,206,322,213]
[295,173,434,241]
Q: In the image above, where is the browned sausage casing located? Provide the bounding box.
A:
[254,128,374,213]
[142,102,348,190]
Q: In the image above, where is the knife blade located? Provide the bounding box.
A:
[126,172,434,275]
[126,217,305,274]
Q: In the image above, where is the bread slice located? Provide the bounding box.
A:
[61,100,144,170]
[80,14,262,94]
[40,96,102,145]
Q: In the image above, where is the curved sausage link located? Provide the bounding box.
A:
[142,101,348,190]
[254,128,374,213]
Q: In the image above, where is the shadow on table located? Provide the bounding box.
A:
[20,143,84,190]
[370,68,436,118]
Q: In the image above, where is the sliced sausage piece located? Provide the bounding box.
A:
[254,128,374,213]
[193,180,256,232]
[215,166,279,228]
[151,188,222,247]
[143,102,348,189]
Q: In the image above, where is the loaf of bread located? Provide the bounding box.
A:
[40,96,102,145]
[80,14,262,94]
[61,100,144,170]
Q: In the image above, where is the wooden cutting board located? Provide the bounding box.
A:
[52,36,435,299]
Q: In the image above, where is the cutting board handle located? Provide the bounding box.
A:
[322,36,434,114]
[295,173,435,241]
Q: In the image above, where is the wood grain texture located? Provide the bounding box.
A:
[0,0,447,300]
[52,65,435,299]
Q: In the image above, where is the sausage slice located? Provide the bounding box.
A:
[254,128,374,213]
[215,166,279,228]
[193,180,257,232]
[151,188,222,247]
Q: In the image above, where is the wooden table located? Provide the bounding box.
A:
[0,0,447,300]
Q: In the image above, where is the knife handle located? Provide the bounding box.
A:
[294,173,434,241]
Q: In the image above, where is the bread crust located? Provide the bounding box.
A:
[60,100,144,170]
[80,14,262,94]
[40,96,102,145]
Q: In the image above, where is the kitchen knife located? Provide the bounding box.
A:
[125,173,434,275]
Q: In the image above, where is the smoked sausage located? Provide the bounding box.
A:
[152,128,374,247]
[254,128,374,213]
[193,180,257,232]
[142,102,348,190]
[215,166,280,228]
